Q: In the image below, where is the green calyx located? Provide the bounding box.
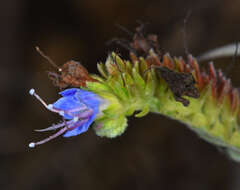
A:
[87,52,158,137]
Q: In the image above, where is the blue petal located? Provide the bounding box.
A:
[63,114,96,137]
[58,88,101,114]
[60,88,95,98]
[59,88,78,97]
[53,96,87,111]
[75,91,100,112]
[54,89,101,129]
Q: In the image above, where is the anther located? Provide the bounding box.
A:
[47,104,53,109]
[29,88,35,96]
[73,117,78,122]
[29,142,35,148]
[59,111,64,116]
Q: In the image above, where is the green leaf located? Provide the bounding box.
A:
[132,67,145,91]
[94,116,128,138]
[86,81,112,92]
[135,105,149,118]
[97,62,108,78]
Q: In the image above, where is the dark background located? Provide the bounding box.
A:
[1,0,240,189]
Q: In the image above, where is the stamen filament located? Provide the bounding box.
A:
[34,121,67,132]
[65,109,93,118]
[29,88,63,114]
[29,127,68,148]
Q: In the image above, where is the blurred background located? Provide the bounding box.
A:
[1,0,240,189]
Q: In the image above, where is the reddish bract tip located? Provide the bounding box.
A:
[129,52,139,64]
[188,55,203,89]
[177,57,185,73]
[146,51,161,67]
[163,53,175,70]
[230,88,240,112]
[208,62,217,81]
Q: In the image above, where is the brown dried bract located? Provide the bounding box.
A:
[155,66,200,106]
[36,47,96,89]
[48,60,96,89]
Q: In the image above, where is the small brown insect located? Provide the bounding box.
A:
[36,47,96,89]
[155,66,200,106]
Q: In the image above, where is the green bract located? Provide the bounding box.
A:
[86,51,240,161]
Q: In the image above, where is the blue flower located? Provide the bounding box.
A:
[54,88,101,137]
[28,88,103,148]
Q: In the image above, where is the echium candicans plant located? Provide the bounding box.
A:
[29,31,240,162]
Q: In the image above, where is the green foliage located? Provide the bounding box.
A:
[86,52,240,161]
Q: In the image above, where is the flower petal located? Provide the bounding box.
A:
[75,90,101,112]
[53,96,87,111]
[59,88,78,97]
[63,114,96,137]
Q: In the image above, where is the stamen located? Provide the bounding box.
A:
[34,121,68,132]
[29,88,52,109]
[28,127,68,148]
[66,119,88,130]
[34,113,88,132]
[29,89,63,114]
[63,107,88,115]
[65,109,93,119]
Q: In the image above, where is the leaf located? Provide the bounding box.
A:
[135,105,149,118]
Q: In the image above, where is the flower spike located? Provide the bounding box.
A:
[29,28,240,162]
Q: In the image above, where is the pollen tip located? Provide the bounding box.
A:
[73,117,78,122]
[29,88,35,95]
[29,142,35,148]
[47,104,53,109]
[59,111,64,116]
